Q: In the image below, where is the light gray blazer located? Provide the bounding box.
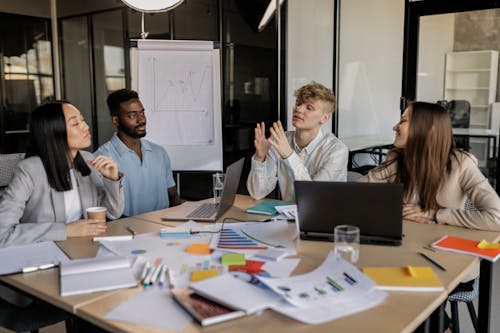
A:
[0,150,124,247]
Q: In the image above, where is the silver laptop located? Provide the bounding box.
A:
[161,158,244,222]
[295,181,403,246]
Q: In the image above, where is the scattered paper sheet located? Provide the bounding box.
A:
[0,241,69,275]
[257,252,387,324]
[105,289,192,331]
[260,258,300,278]
[274,205,297,220]
[209,221,297,256]
[272,288,387,324]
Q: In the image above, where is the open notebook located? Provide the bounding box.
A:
[161,158,244,222]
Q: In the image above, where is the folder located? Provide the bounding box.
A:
[60,256,137,296]
[246,201,290,216]
[431,235,500,262]
[362,266,444,291]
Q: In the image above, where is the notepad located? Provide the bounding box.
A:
[60,256,137,296]
[362,266,444,291]
[229,260,266,274]
[172,288,246,326]
[190,269,220,282]
[246,201,290,216]
[431,235,500,262]
[186,243,212,254]
[221,253,246,266]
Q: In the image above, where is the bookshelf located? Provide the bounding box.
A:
[444,50,499,167]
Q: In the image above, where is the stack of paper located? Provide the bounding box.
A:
[431,235,500,262]
[362,266,444,291]
[60,256,137,296]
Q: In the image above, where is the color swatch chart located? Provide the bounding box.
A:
[217,228,268,250]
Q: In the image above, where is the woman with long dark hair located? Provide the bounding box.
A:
[365,101,500,230]
[0,101,124,246]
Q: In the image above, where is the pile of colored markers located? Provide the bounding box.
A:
[140,260,171,288]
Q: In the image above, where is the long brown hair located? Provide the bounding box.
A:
[379,102,457,210]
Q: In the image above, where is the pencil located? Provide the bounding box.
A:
[418,252,447,271]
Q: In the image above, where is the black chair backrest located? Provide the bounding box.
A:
[447,100,471,128]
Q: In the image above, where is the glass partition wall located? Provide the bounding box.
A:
[0,13,54,153]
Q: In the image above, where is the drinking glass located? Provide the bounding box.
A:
[333,225,360,264]
[212,173,225,204]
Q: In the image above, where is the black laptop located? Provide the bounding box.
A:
[294,181,403,246]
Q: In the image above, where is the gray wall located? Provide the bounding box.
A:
[0,0,50,18]
[454,9,500,102]
[56,0,122,17]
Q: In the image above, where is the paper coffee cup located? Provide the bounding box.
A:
[86,207,107,221]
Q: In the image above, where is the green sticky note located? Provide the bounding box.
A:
[221,253,246,266]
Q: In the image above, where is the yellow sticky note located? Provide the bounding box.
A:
[477,240,500,249]
[190,269,219,282]
[186,243,212,254]
[407,265,417,278]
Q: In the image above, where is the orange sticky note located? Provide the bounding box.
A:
[186,243,212,254]
[190,269,219,282]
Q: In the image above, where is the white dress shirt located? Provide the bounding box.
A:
[64,170,83,223]
[247,129,348,202]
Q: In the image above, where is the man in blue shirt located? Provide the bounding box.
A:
[95,89,182,216]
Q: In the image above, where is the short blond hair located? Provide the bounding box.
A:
[294,81,336,113]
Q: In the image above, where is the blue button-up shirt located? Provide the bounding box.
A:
[95,134,175,216]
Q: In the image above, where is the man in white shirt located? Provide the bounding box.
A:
[247,82,348,202]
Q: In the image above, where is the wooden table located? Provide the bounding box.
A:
[1,195,499,333]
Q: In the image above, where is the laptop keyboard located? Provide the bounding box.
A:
[187,203,219,218]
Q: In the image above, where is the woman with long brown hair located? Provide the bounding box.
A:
[365,101,500,231]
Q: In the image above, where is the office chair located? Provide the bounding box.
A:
[446,100,471,150]
[447,277,479,333]
[0,153,25,186]
[446,199,479,333]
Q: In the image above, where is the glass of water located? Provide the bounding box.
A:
[212,173,225,204]
[333,225,360,264]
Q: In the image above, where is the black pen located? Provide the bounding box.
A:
[418,252,447,271]
[127,226,137,236]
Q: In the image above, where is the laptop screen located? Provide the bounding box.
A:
[295,181,403,245]
[216,157,244,218]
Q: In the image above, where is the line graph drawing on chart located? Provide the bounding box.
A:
[153,53,213,113]
[143,50,215,146]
